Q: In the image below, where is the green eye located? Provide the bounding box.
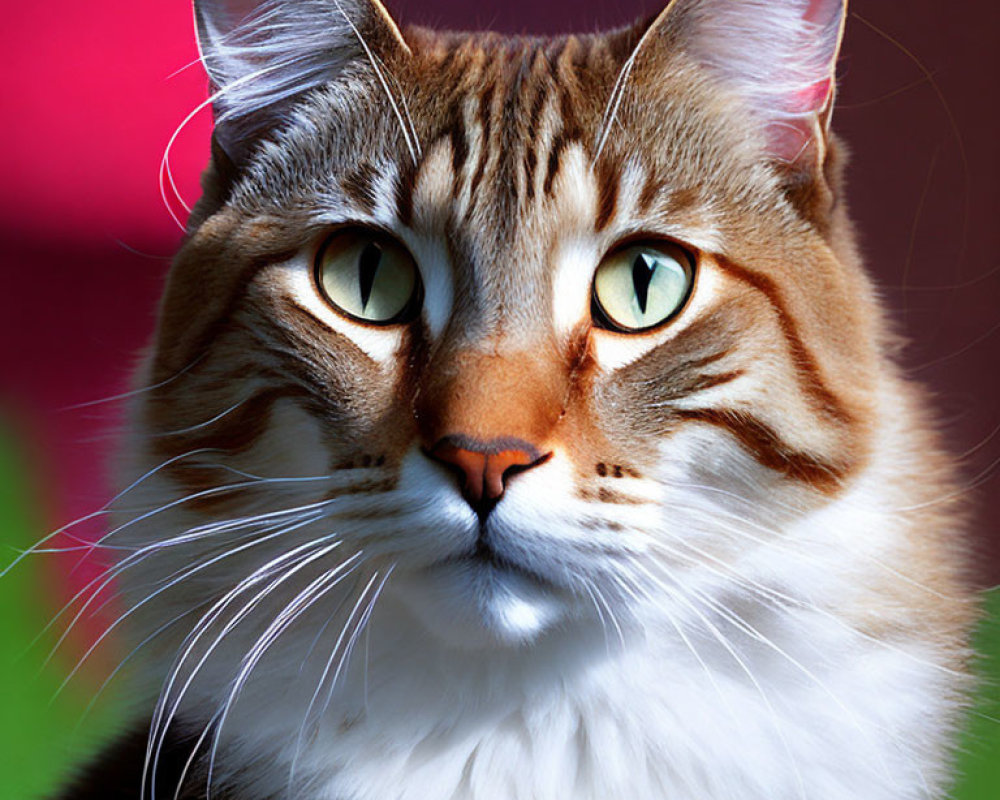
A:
[591,242,695,333]
[315,229,421,324]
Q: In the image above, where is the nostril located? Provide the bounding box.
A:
[425,435,550,515]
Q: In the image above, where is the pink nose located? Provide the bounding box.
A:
[427,436,549,516]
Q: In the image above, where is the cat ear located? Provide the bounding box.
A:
[654,0,846,177]
[193,0,410,162]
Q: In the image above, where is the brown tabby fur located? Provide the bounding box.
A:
[64,1,975,798]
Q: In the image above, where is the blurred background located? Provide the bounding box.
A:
[0,1,997,797]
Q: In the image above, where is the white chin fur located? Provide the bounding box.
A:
[391,560,569,649]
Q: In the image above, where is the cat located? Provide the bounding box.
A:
[58,0,976,798]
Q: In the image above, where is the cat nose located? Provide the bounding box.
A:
[426,435,550,517]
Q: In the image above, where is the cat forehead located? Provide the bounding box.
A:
[234,26,778,246]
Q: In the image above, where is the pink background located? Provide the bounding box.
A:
[1,0,997,608]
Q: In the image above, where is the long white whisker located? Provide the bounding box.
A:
[593,10,666,162]
[172,709,223,800]
[53,511,331,698]
[644,532,970,681]
[685,579,896,783]
[288,568,389,788]
[151,399,251,438]
[60,356,205,411]
[160,62,290,228]
[379,53,422,158]
[36,498,334,666]
[330,0,418,164]
[145,543,357,800]
[208,560,379,797]
[580,578,612,656]
[590,579,626,651]
[2,447,230,579]
[76,601,210,730]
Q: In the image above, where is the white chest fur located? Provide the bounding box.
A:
[204,583,954,800]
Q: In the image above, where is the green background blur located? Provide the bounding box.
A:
[1,424,998,799]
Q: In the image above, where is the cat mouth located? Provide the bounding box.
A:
[443,537,552,587]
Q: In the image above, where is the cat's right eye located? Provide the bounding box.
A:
[315,229,422,325]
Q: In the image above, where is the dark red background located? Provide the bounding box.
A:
[1,1,997,589]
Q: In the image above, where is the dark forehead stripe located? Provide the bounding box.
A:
[447,103,469,192]
[521,51,554,202]
[543,59,588,197]
[466,81,496,205]
[341,162,380,214]
[410,32,607,220]
[393,158,417,227]
[594,156,622,232]
[543,131,571,197]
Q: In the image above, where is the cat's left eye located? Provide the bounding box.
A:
[591,242,695,333]
[315,229,422,325]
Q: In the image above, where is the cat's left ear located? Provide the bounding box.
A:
[193,0,410,164]
[648,0,846,213]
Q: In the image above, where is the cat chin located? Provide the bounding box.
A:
[390,560,570,649]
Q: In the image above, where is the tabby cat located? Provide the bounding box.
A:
[61,0,975,798]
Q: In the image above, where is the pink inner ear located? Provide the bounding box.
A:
[790,77,833,114]
[805,0,842,24]
[767,79,832,163]
[766,120,813,165]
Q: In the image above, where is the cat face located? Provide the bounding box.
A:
[125,0,880,648]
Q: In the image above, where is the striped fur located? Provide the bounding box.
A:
[88,2,975,799]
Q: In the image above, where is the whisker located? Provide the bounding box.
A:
[60,355,206,412]
[160,61,293,229]
[75,601,210,731]
[593,8,666,162]
[2,447,229,578]
[146,544,359,800]
[289,567,391,787]
[579,579,612,656]
[172,709,223,800]
[685,580,897,782]
[644,535,969,680]
[330,0,418,163]
[52,511,332,698]
[628,557,809,800]
[33,498,335,661]
[150,399,252,438]
[205,557,371,798]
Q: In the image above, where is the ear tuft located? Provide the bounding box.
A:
[673,0,846,165]
[194,0,408,162]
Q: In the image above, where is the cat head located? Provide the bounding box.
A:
[127,0,882,648]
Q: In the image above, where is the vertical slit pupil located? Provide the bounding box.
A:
[632,253,656,315]
[358,241,383,311]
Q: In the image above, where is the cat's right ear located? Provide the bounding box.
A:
[193,0,410,165]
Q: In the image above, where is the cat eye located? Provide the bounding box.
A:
[591,241,695,333]
[315,229,422,325]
